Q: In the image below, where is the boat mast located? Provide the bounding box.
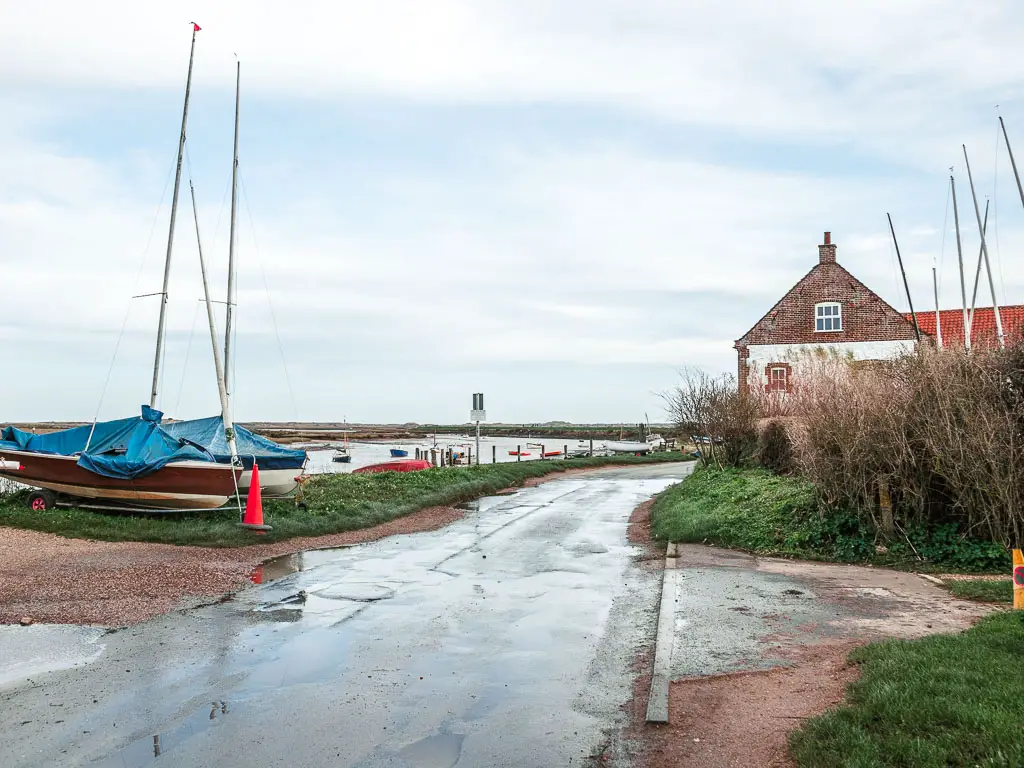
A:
[999,116,1024,213]
[224,60,240,398]
[189,181,240,463]
[963,145,1005,349]
[949,173,971,349]
[887,213,921,343]
[150,23,200,409]
[932,267,942,348]
[968,200,989,336]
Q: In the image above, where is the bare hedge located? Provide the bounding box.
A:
[664,348,1024,546]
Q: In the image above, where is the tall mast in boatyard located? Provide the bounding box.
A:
[999,116,1024,213]
[963,145,1005,349]
[224,60,241,399]
[887,213,921,344]
[189,181,240,463]
[949,172,971,348]
[150,23,200,409]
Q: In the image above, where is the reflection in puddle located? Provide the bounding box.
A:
[94,701,232,768]
[250,552,304,584]
[397,732,465,768]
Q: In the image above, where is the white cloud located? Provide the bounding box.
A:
[4,1,1024,421]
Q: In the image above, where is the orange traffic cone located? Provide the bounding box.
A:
[239,462,272,532]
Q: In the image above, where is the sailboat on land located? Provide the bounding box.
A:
[0,25,242,510]
[165,55,307,497]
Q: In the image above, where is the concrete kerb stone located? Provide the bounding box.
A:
[645,541,679,723]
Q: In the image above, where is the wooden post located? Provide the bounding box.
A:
[431,448,437,467]
[492,445,496,464]
[564,444,568,460]
[541,444,546,460]
[590,438,593,457]
[878,479,894,537]
[517,444,521,462]
[468,446,472,466]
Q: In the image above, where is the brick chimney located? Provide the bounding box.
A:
[818,231,837,264]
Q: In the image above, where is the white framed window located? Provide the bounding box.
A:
[769,366,788,392]
[815,302,842,332]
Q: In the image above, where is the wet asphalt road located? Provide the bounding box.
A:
[0,463,693,768]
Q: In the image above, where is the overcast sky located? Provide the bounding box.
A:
[4,1,1024,424]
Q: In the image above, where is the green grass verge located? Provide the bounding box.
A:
[650,465,1010,573]
[0,452,693,548]
[948,579,1015,605]
[790,611,1024,768]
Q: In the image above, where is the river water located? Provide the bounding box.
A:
[301,433,616,474]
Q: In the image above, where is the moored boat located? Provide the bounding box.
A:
[390,448,410,458]
[353,459,432,474]
[508,450,531,456]
[604,440,653,453]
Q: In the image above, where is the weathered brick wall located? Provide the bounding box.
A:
[734,233,920,393]
[738,261,918,346]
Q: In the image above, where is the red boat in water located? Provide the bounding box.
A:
[542,450,562,457]
[508,450,531,457]
[352,459,432,474]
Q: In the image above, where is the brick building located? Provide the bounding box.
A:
[735,231,1024,394]
[734,232,920,394]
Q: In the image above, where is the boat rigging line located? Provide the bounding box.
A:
[84,157,178,452]
[239,171,300,421]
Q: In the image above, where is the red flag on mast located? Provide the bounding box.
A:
[192,22,201,32]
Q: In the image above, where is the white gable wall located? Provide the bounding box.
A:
[746,340,917,391]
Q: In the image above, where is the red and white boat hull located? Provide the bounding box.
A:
[0,449,241,509]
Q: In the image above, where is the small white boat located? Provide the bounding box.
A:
[604,440,653,453]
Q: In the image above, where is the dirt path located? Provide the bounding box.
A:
[613,514,999,768]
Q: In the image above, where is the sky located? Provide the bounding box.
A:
[4,1,1024,424]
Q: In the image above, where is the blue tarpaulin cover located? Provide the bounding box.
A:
[161,417,307,471]
[0,406,214,480]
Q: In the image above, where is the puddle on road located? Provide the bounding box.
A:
[396,732,465,768]
[315,583,395,602]
[0,625,107,688]
[92,700,233,768]
[248,491,514,585]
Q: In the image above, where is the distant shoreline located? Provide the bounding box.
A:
[2,421,673,444]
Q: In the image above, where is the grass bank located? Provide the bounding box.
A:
[948,579,1015,605]
[790,611,1024,767]
[0,452,693,548]
[650,465,1010,573]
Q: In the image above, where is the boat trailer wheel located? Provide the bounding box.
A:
[27,490,58,512]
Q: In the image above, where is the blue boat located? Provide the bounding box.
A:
[390,448,409,458]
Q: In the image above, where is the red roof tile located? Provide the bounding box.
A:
[905,306,1024,348]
